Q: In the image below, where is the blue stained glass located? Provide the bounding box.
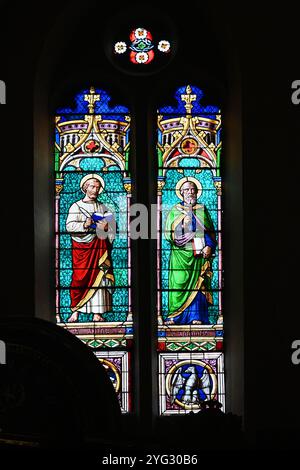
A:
[59,251,72,269]
[80,158,105,172]
[59,234,71,249]
[60,270,73,289]
[161,291,168,314]
[57,88,129,121]
[63,165,79,172]
[55,128,60,145]
[157,330,166,337]
[179,158,200,168]
[159,85,220,118]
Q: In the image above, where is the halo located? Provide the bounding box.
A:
[175,176,202,201]
[99,358,121,393]
[80,173,105,194]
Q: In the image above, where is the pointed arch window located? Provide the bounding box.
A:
[156,85,225,414]
[55,87,133,413]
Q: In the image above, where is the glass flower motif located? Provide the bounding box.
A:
[114,41,127,54]
[158,40,170,53]
[113,27,171,65]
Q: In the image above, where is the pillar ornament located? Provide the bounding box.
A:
[84,86,100,114]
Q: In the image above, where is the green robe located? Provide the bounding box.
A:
[165,203,215,320]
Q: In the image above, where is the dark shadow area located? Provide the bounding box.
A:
[0,317,121,449]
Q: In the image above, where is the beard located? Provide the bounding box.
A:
[88,192,98,199]
[184,195,196,206]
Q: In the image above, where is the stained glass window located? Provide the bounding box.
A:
[114,27,170,64]
[156,85,225,414]
[55,87,133,412]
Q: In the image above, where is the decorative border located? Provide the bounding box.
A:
[157,324,223,352]
[95,350,131,413]
[57,322,133,349]
[159,352,225,415]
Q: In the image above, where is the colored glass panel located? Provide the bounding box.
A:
[157,85,224,414]
[114,27,170,64]
[55,87,133,412]
[159,352,225,415]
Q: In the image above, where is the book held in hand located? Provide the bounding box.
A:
[192,237,205,256]
[90,211,113,229]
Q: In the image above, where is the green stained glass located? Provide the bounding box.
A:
[157,86,223,377]
[160,168,219,324]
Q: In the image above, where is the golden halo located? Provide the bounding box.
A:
[99,358,121,393]
[175,176,202,201]
[80,173,105,194]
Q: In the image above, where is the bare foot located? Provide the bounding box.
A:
[192,320,202,325]
[68,312,79,322]
[93,313,105,322]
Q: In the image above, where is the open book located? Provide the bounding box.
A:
[192,237,205,256]
[90,211,114,229]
